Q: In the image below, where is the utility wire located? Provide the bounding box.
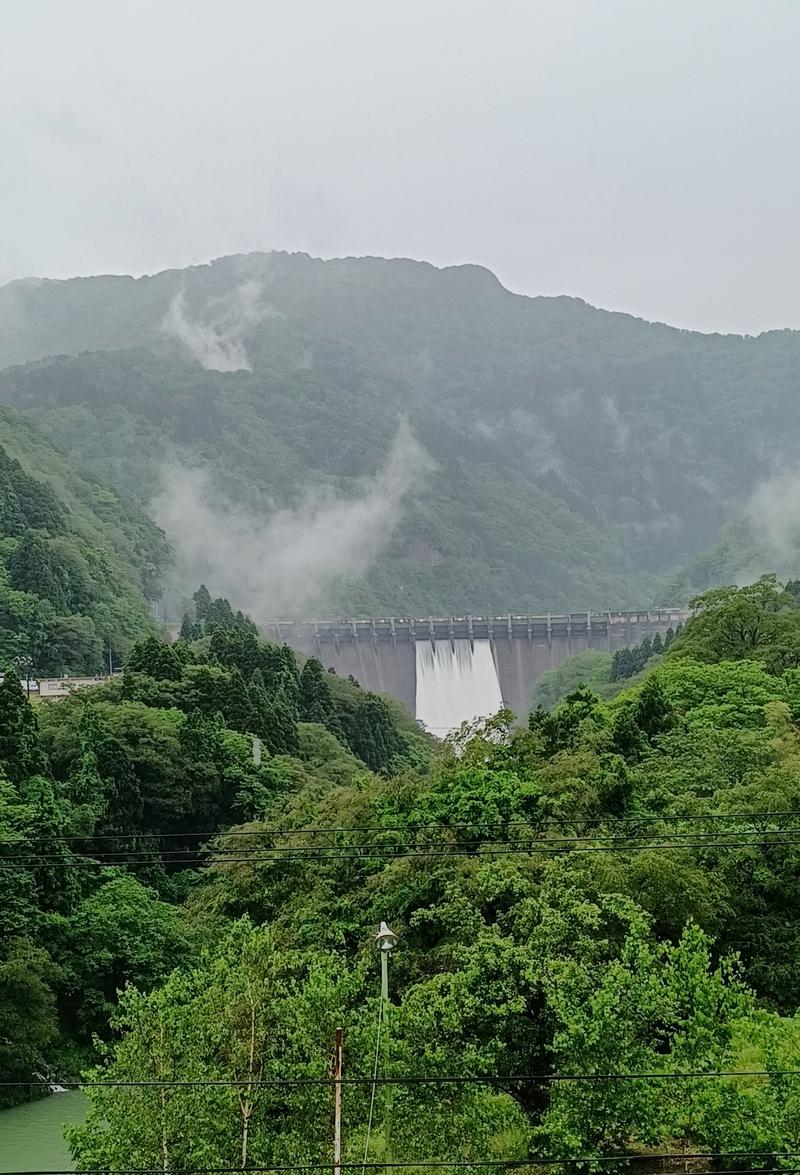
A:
[11,824,800,863]
[5,836,800,869]
[16,807,800,845]
[4,1068,800,1089]
[9,829,800,863]
[9,1156,800,1174]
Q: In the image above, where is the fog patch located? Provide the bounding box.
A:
[472,410,564,476]
[600,394,631,451]
[160,279,278,372]
[748,470,800,561]
[152,422,432,619]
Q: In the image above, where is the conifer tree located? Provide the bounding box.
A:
[223,668,257,734]
[179,613,200,641]
[205,597,235,631]
[0,672,47,784]
[210,629,262,680]
[632,675,674,741]
[125,636,183,682]
[611,704,646,763]
[298,658,335,726]
[192,585,211,623]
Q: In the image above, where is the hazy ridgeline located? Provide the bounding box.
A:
[2,251,800,623]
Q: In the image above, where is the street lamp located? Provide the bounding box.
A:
[375,921,398,1004]
[375,922,398,1162]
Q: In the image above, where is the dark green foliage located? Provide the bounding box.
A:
[611,677,674,763]
[0,444,63,536]
[0,941,59,1104]
[611,631,670,681]
[209,627,270,680]
[298,657,336,726]
[8,532,71,612]
[125,636,184,681]
[192,585,211,622]
[333,690,404,773]
[632,676,674,740]
[259,688,300,757]
[528,684,606,756]
[0,672,48,783]
[12,569,800,1164]
[198,595,258,635]
[179,612,201,641]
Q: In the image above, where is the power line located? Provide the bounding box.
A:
[4,1069,800,1089]
[13,823,800,863]
[9,1157,800,1174]
[16,807,800,846]
[5,835,800,869]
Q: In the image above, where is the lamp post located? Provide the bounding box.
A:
[375,922,398,1162]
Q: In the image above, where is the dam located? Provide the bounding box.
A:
[264,610,687,734]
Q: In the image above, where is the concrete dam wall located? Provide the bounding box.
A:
[264,610,687,732]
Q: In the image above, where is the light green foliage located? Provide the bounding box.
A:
[670,575,800,672]
[0,940,60,1105]
[296,722,367,787]
[69,919,360,1171]
[53,874,190,1037]
[537,914,749,1153]
[532,650,613,710]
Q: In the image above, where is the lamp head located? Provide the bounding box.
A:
[376,920,398,951]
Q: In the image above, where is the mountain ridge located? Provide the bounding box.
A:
[5,249,799,340]
[1,250,797,615]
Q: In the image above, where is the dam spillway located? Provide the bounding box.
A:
[415,639,504,735]
[264,609,687,731]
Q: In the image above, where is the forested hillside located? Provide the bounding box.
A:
[5,579,800,1162]
[0,591,428,1110]
[0,406,164,672]
[2,252,799,614]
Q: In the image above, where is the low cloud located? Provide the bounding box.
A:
[160,279,276,371]
[152,422,432,619]
[748,470,800,562]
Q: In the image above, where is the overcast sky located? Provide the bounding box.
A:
[2,0,799,334]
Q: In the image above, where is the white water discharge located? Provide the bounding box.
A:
[415,639,505,736]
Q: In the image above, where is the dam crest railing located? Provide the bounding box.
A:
[264,609,688,649]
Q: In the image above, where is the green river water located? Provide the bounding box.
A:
[0,1093,87,1173]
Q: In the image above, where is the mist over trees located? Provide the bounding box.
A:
[3,253,800,615]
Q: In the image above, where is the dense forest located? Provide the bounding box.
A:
[0,407,164,673]
[0,588,428,1101]
[2,253,800,615]
[4,577,800,1164]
